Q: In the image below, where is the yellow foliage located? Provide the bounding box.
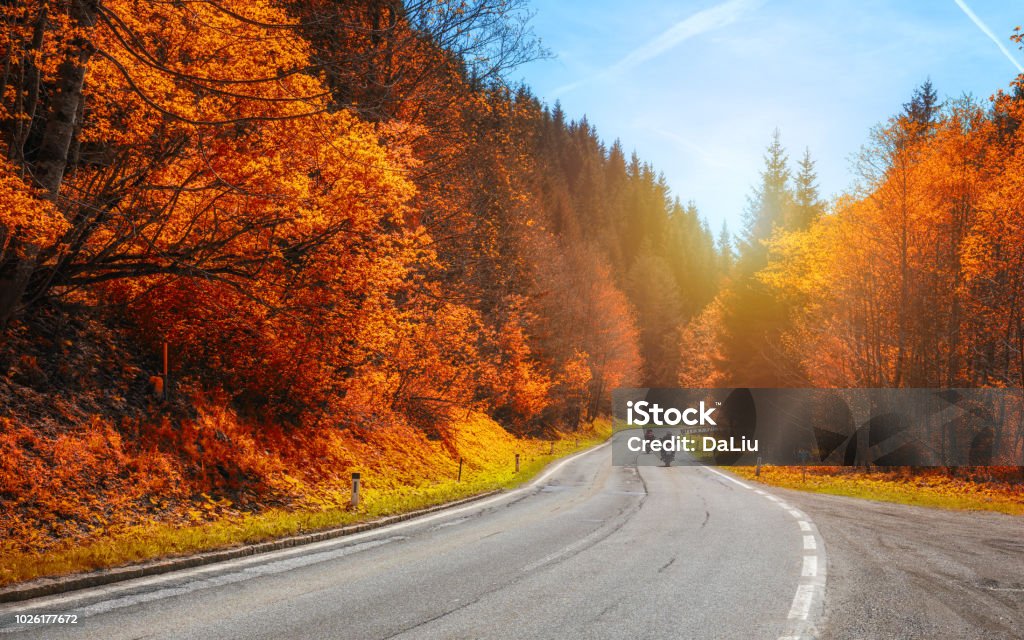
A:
[0,405,610,587]
[733,465,1024,516]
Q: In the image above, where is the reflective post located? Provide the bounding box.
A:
[350,472,361,508]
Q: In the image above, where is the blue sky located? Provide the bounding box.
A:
[515,0,1024,235]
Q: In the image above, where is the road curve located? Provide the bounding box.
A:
[0,444,815,640]
[1,442,1018,639]
[776,485,1023,639]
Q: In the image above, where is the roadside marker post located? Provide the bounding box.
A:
[515,453,520,474]
[350,472,361,509]
[458,458,463,482]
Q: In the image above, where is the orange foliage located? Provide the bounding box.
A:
[0,404,601,566]
[0,158,68,255]
[758,87,1024,392]
[0,0,682,574]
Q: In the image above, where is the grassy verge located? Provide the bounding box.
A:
[731,465,1024,516]
[0,421,609,588]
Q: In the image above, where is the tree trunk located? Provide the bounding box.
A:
[0,0,98,328]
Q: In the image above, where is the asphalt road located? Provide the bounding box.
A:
[782,487,1023,639]
[0,442,1020,640]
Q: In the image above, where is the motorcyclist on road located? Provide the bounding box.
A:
[644,428,655,453]
[659,430,675,467]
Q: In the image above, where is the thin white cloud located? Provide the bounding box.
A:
[553,0,764,97]
[953,0,1024,73]
[647,126,734,169]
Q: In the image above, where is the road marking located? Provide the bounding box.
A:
[703,466,752,489]
[788,584,815,620]
[702,470,828,640]
[680,467,829,640]
[1,537,404,629]
[801,555,817,577]
[1,443,613,619]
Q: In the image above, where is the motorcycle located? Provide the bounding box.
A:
[660,446,675,467]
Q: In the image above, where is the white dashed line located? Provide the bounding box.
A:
[703,466,752,489]
[788,584,815,620]
[802,555,818,577]
[700,467,827,640]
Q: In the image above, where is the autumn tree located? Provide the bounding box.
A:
[0,0,99,326]
[756,80,1019,400]
[1,0,722,437]
[710,130,812,386]
[789,149,825,230]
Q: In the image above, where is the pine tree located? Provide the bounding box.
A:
[626,248,685,386]
[742,129,791,265]
[903,78,940,128]
[789,148,824,230]
[717,221,734,275]
[715,129,806,387]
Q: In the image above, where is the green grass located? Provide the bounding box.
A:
[0,425,609,588]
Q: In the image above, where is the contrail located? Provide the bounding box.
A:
[953,0,1024,73]
[648,126,732,168]
[553,0,764,97]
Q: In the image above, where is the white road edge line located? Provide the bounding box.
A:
[703,465,752,489]
[0,442,612,616]
[697,466,827,640]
